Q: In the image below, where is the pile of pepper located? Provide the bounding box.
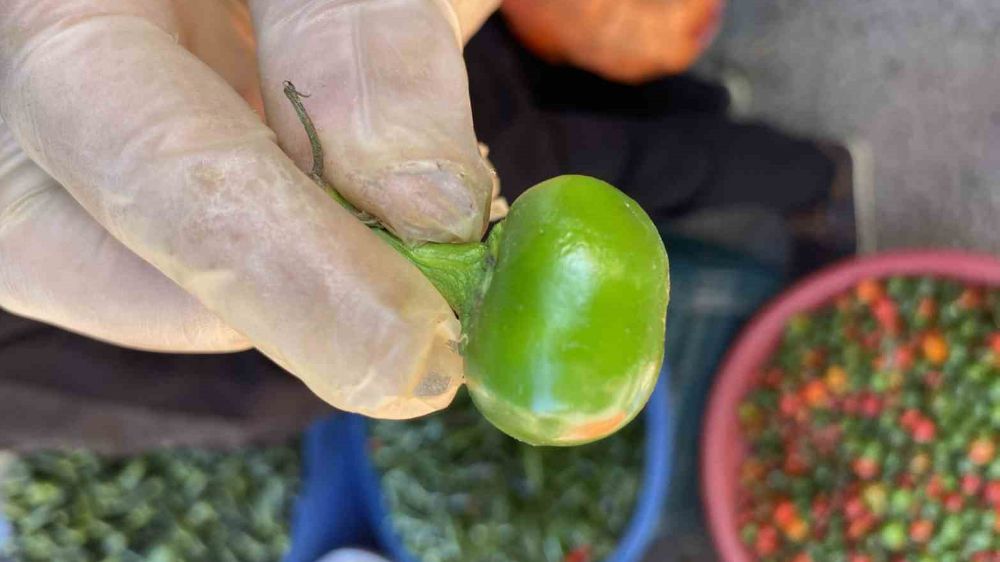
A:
[370,391,644,562]
[1,446,300,562]
[738,276,1000,561]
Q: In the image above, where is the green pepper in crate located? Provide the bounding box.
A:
[1,446,300,562]
[370,391,644,562]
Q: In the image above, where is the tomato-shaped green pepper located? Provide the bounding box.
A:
[383,176,669,445]
[464,176,669,445]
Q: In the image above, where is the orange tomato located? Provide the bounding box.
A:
[501,0,725,83]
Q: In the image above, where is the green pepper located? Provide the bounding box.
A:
[284,86,669,446]
[387,176,667,446]
[937,514,963,546]
[879,520,907,551]
[462,176,668,445]
[888,488,912,515]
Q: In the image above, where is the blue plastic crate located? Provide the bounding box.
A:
[286,375,673,562]
[0,515,9,553]
[657,234,785,538]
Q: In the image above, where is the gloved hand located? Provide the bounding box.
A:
[0,0,500,419]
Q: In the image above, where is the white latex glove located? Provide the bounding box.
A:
[0,0,500,419]
[317,549,390,562]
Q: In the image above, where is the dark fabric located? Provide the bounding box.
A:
[0,16,838,452]
[0,311,329,453]
[2,316,270,418]
[465,17,835,219]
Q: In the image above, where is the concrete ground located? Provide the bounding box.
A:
[697,0,1000,255]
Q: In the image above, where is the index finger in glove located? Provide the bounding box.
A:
[251,0,498,244]
[0,0,463,418]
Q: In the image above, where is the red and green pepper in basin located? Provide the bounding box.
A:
[738,276,1000,561]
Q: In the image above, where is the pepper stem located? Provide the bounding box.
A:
[282,81,500,321]
[282,82,378,225]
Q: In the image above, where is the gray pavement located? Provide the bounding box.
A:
[697,0,1000,254]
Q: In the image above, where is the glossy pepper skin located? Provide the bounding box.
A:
[463,175,669,446]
